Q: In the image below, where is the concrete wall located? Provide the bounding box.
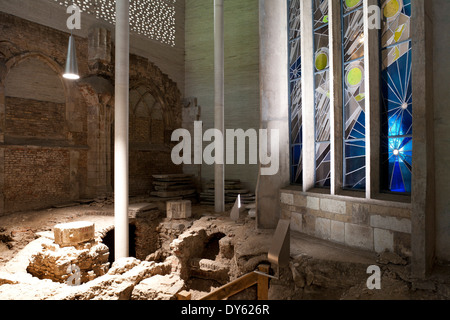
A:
[433,0,450,263]
[256,0,290,229]
[184,0,260,192]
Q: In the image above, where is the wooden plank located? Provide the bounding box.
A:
[200,272,258,300]
[257,265,270,301]
[177,291,192,300]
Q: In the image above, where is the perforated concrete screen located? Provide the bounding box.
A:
[53,0,176,46]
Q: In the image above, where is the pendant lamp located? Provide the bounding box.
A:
[63,32,79,80]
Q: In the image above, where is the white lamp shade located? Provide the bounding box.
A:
[63,35,79,80]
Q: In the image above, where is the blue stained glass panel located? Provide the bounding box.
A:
[380,0,412,194]
[291,145,303,184]
[344,140,366,190]
[289,0,301,40]
[381,42,412,137]
[384,137,412,193]
[289,0,302,185]
[342,0,366,190]
[290,80,302,145]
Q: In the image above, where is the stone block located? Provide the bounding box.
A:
[374,228,394,253]
[331,220,345,243]
[293,194,307,207]
[219,236,234,259]
[352,203,370,225]
[131,274,185,300]
[190,258,230,284]
[370,215,411,233]
[307,197,320,210]
[320,198,346,215]
[280,192,294,205]
[167,200,192,220]
[129,203,158,214]
[302,214,316,236]
[315,217,331,240]
[53,221,95,247]
[369,204,411,219]
[290,212,303,233]
[345,223,374,251]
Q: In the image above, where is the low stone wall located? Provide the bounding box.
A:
[280,187,412,258]
[26,238,110,284]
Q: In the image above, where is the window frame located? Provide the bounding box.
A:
[287,0,412,202]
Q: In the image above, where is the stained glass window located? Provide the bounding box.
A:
[313,0,331,188]
[289,0,302,185]
[342,0,366,190]
[380,0,412,193]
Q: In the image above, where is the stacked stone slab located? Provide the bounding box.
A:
[200,180,255,205]
[150,174,197,202]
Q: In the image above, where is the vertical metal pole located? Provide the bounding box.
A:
[114,0,129,260]
[214,0,225,213]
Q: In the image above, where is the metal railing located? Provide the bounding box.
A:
[178,264,271,301]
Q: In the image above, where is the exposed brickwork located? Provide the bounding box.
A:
[5,97,66,139]
[3,148,71,212]
[0,12,183,215]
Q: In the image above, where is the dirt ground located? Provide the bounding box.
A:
[0,203,118,272]
[1,202,449,300]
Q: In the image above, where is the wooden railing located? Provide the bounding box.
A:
[178,265,271,301]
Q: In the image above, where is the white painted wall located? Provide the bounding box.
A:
[185,0,260,191]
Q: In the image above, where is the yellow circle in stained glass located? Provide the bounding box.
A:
[347,67,363,87]
[384,0,401,19]
[315,53,328,71]
[345,0,362,10]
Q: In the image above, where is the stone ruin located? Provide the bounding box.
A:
[3,199,450,300]
[27,221,110,284]
[8,200,265,300]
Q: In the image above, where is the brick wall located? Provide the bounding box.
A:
[0,12,184,215]
[280,188,412,258]
[3,148,71,212]
[5,97,66,139]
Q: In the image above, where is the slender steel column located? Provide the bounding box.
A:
[214,0,225,213]
[114,0,130,260]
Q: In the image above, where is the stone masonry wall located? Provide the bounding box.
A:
[0,12,184,215]
[280,188,412,258]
